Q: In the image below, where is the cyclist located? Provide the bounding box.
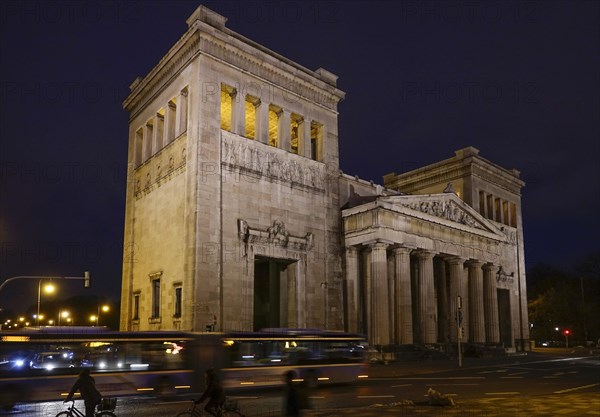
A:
[195,368,225,417]
[64,369,102,417]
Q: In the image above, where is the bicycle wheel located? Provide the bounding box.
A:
[97,412,117,417]
[55,412,72,417]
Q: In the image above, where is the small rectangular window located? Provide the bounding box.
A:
[268,105,281,147]
[151,279,161,318]
[220,84,235,132]
[174,286,182,318]
[133,293,140,321]
[290,114,302,155]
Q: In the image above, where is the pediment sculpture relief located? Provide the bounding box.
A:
[403,200,485,230]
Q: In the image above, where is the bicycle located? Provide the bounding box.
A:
[55,398,117,417]
[175,399,245,417]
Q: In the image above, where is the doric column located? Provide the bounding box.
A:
[279,109,291,151]
[369,242,390,346]
[302,119,311,158]
[232,91,245,136]
[255,100,269,144]
[435,258,448,344]
[446,257,465,343]
[393,247,413,344]
[483,263,500,344]
[344,246,360,333]
[467,260,485,344]
[416,250,437,344]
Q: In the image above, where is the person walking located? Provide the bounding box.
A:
[195,368,225,417]
[64,369,102,417]
[284,370,301,417]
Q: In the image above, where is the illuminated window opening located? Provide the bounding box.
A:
[310,121,323,161]
[268,105,281,147]
[290,113,302,155]
[134,128,143,167]
[220,84,235,132]
[245,95,259,139]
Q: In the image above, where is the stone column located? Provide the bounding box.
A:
[393,247,413,344]
[369,242,390,346]
[483,263,500,344]
[344,246,360,333]
[467,260,485,344]
[446,257,465,343]
[302,119,312,158]
[435,258,448,345]
[416,250,437,344]
[176,88,188,136]
[279,109,291,151]
[232,91,245,136]
[255,100,269,144]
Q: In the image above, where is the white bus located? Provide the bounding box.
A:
[0,327,368,409]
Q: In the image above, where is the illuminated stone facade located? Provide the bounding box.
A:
[120,5,529,352]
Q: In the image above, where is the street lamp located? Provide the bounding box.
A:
[36,281,55,327]
[58,310,70,326]
[90,315,97,325]
[97,305,110,326]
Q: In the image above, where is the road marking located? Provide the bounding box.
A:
[554,383,600,394]
[389,377,485,380]
[428,383,479,386]
[357,395,395,399]
[485,392,520,396]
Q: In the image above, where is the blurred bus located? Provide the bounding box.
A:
[0,327,367,409]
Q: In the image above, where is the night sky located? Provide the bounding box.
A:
[1,1,598,315]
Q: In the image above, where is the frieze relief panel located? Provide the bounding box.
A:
[221,131,326,192]
[398,198,487,231]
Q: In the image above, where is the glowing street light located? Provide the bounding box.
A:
[97,305,110,326]
[58,310,70,326]
[90,315,97,324]
[37,281,55,327]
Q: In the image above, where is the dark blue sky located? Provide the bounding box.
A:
[1,1,598,314]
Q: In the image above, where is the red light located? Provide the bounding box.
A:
[564,330,570,335]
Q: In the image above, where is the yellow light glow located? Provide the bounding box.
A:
[44,283,55,294]
[136,388,155,391]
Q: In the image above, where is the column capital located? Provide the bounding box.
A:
[445,256,466,265]
[392,246,413,255]
[414,249,437,259]
[482,263,499,273]
[344,245,359,256]
[363,239,393,249]
[465,259,483,268]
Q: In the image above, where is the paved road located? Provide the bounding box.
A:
[2,350,599,416]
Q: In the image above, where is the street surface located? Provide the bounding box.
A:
[2,349,599,416]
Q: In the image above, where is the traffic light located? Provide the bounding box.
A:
[563,329,570,336]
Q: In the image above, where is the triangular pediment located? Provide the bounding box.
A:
[377,193,505,237]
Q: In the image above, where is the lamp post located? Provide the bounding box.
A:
[36,281,55,327]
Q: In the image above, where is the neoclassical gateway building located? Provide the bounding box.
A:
[120,6,529,352]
